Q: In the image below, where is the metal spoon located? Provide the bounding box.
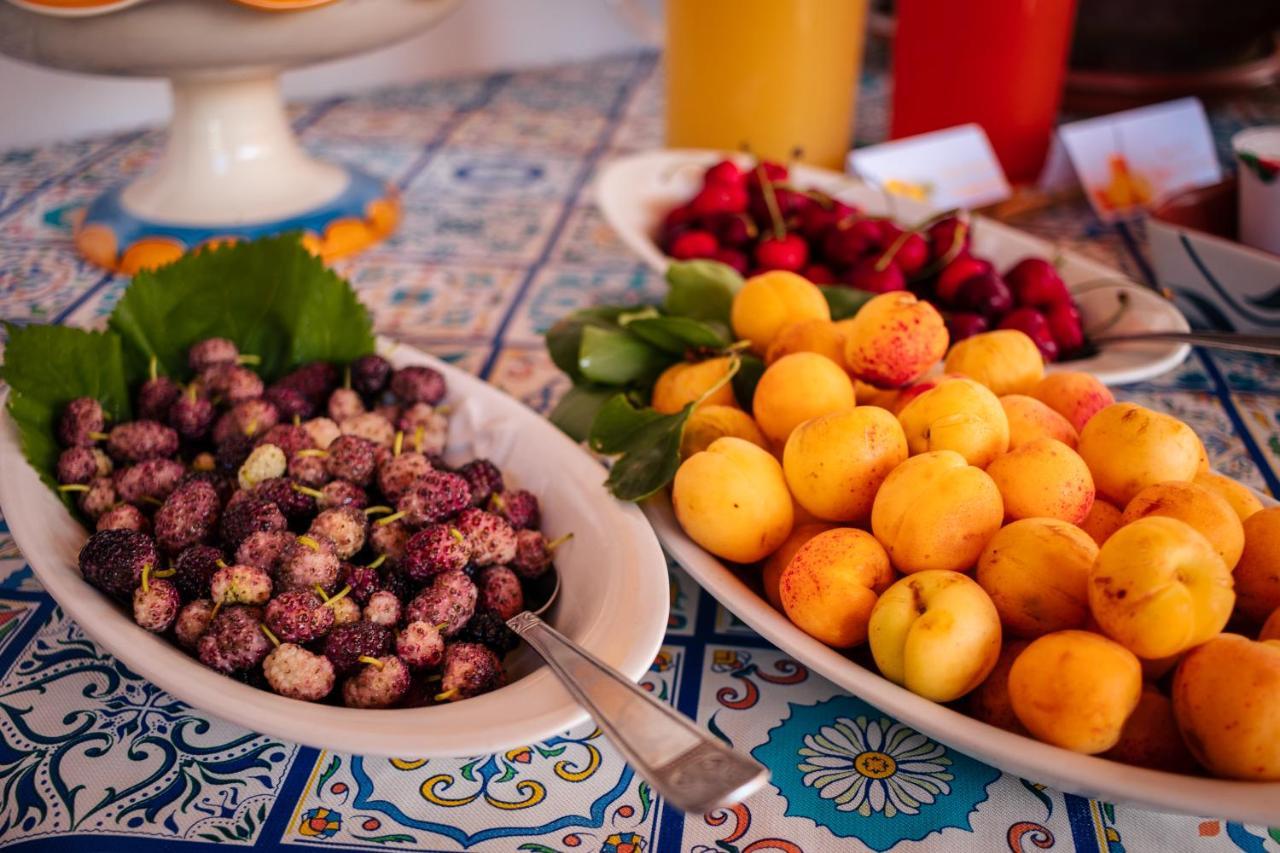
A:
[1084,330,1280,357]
[508,565,769,815]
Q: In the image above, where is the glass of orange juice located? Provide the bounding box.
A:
[663,0,869,170]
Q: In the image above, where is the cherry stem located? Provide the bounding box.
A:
[755,164,786,241]
[141,562,152,593]
[313,584,331,602]
[325,585,352,608]
[358,655,384,669]
[89,432,110,441]
[375,511,405,527]
[291,483,325,500]
[297,535,321,552]
[547,532,574,552]
[260,624,280,647]
[366,554,387,570]
[434,688,458,702]
[874,229,911,273]
[57,484,90,493]
[364,505,394,517]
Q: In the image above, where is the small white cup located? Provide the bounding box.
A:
[1233,126,1280,256]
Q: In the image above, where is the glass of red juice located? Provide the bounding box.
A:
[890,0,1078,184]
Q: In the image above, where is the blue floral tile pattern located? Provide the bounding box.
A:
[0,50,1278,853]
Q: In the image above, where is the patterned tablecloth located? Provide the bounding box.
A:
[1,51,1280,853]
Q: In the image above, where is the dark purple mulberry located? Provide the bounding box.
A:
[322,620,392,675]
[320,480,367,510]
[265,590,335,643]
[79,529,157,602]
[137,376,181,422]
[265,384,315,421]
[454,508,516,566]
[377,452,432,502]
[492,489,540,530]
[457,459,504,507]
[459,608,520,656]
[397,470,470,526]
[188,337,239,372]
[253,477,315,524]
[438,642,504,701]
[153,478,220,553]
[202,364,264,405]
[197,604,270,673]
[390,366,446,405]
[277,362,339,404]
[57,446,100,485]
[342,655,410,708]
[235,530,295,574]
[58,397,105,447]
[326,435,377,485]
[173,544,224,601]
[342,562,381,605]
[168,391,216,440]
[405,569,476,636]
[219,496,286,549]
[255,423,314,459]
[402,524,470,582]
[107,420,178,464]
[351,355,392,397]
[476,566,523,620]
[511,529,559,579]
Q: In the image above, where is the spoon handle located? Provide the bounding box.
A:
[1091,330,1280,356]
[508,611,768,814]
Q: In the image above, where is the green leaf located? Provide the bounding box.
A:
[588,393,691,501]
[109,234,374,382]
[1,323,130,491]
[820,285,874,321]
[731,354,766,413]
[548,384,615,442]
[544,306,632,382]
[664,260,743,324]
[623,316,730,355]
[577,325,669,386]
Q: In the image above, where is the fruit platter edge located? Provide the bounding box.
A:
[597,148,1191,387]
[641,488,1280,825]
[0,336,671,758]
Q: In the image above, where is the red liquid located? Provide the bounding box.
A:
[891,0,1078,184]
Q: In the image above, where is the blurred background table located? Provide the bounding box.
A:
[1,51,1279,853]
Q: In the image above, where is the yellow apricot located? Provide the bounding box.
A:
[1078,498,1123,546]
[1000,394,1078,449]
[1237,507,1280,623]
[651,357,738,415]
[779,528,894,648]
[842,292,949,389]
[944,330,1044,396]
[986,438,1095,524]
[761,522,837,611]
[896,376,1009,467]
[782,407,908,524]
[752,352,856,445]
[765,318,847,367]
[870,450,1004,574]
[1009,630,1142,754]
[672,437,793,563]
[730,271,830,355]
[1193,470,1265,522]
[680,405,767,459]
[977,518,1098,638]
[1122,480,1245,570]
[1077,403,1201,506]
[1030,372,1114,433]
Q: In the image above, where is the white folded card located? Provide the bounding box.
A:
[847,123,1012,213]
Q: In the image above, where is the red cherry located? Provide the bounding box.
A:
[1046,301,1085,353]
[704,159,745,187]
[936,254,992,303]
[657,203,697,250]
[796,204,841,240]
[755,233,809,272]
[946,312,989,342]
[999,307,1059,361]
[748,186,807,223]
[823,218,884,267]
[746,160,789,189]
[927,216,970,263]
[802,263,836,284]
[954,270,1014,317]
[891,233,929,277]
[711,213,757,248]
[670,230,718,260]
[690,183,748,217]
[846,257,906,293]
[1006,257,1070,308]
[711,247,749,275]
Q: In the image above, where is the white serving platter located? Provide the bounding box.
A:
[0,337,670,757]
[598,148,1191,386]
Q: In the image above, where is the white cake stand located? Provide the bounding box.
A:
[0,0,462,273]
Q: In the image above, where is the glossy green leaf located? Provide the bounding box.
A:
[664,260,743,324]
[544,306,631,381]
[588,393,691,501]
[624,315,730,355]
[820,285,875,321]
[548,384,615,443]
[577,325,669,385]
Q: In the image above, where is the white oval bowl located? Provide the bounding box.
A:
[0,338,670,757]
[597,148,1191,386]
[642,488,1280,825]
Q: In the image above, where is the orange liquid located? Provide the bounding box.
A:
[891,0,1077,183]
[665,0,868,170]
